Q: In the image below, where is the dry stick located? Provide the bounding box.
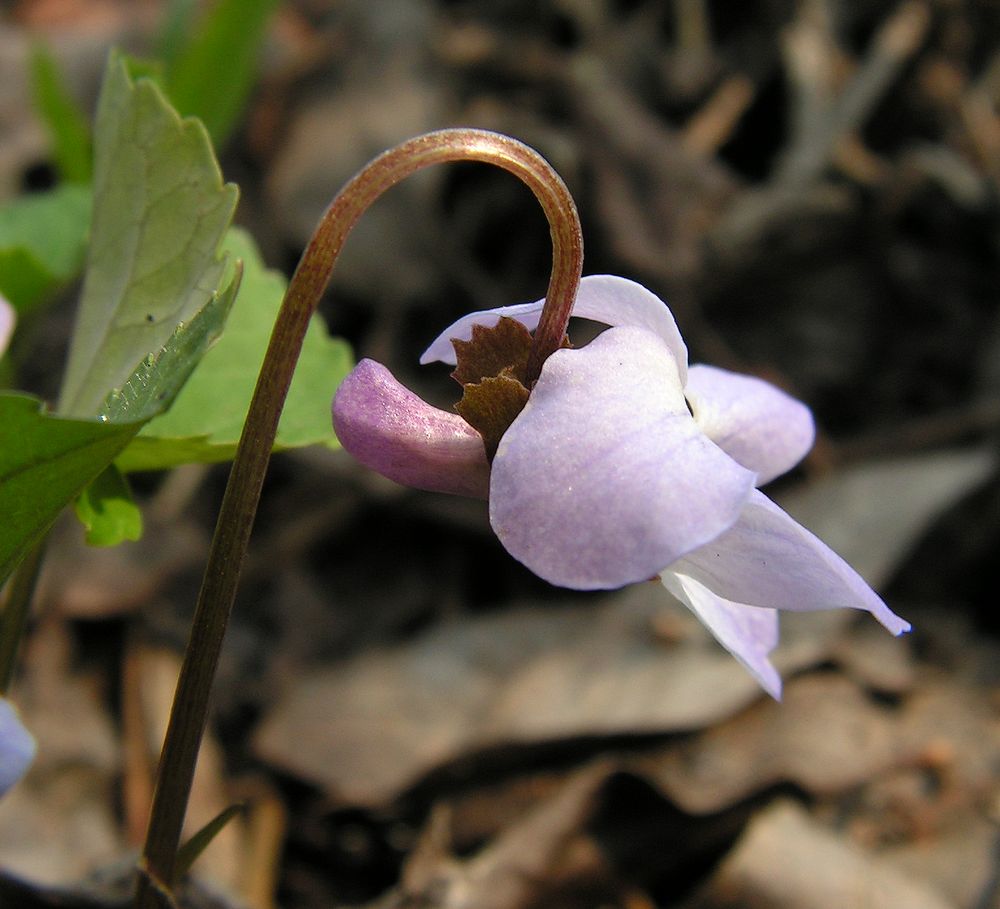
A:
[238,780,287,909]
[134,129,582,907]
[776,0,931,186]
[780,0,838,164]
[962,49,1000,182]
[681,75,756,158]
[122,637,156,847]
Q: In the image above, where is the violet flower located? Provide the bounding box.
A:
[333,276,910,697]
[0,697,35,796]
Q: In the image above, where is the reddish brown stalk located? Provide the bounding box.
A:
[135,129,582,906]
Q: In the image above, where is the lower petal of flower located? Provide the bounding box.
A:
[671,489,911,635]
[0,698,35,796]
[661,571,782,699]
[332,359,490,498]
[489,326,755,590]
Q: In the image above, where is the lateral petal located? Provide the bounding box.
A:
[672,489,912,635]
[332,359,490,498]
[685,364,815,485]
[421,275,688,382]
[489,326,754,589]
[661,571,782,699]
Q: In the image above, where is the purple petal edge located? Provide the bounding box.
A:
[661,572,783,699]
[332,359,490,498]
[674,489,912,636]
[420,275,688,382]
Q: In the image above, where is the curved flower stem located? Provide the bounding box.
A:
[135,129,582,905]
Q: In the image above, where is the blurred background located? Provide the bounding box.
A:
[1,1,999,907]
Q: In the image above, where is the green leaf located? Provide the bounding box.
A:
[0,394,141,584]
[0,185,91,312]
[0,249,51,315]
[29,43,93,183]
[165,0,280,145]
[71,261,241,547]
[117,228,352,472]
[156,0,199,67]
[58,52,238,418]
[0,51,242,563]
[0,269,241,557]
[73,464,142,546]
[99,262,241,424]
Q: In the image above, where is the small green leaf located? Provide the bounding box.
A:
[99,263,241,424]
[0,185,91,312]
[29,43,93,184]
[58,52,238,418]
[0,394,141,584]
[117,228,352,472]
[175,803,244,879]
[74,465,142,546]
[0,249,51,314]
[166,0,280,145]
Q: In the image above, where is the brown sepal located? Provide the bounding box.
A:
[451,316,535,386]
[455,369,531,461]
[449,315,572,460]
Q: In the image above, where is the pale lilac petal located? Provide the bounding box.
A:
[685,364,815,485]
[671,489,911,635]
[489,326,755,589]
[420,275,688,382]
[420,298,546,365]
[661,572,782,698]
[0,699,35,796]
[0,295,14,357]
[332,359,490,498]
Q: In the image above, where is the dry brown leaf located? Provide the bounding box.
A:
[252,588,776,806]
[632,674,901,813]
[375,763,613,909]
[686,799,956,909]
[136,647,247,900]
[882,813,1000,909]
[44,525,206,620]
[776,449,996,590]
[831,619,916,694]
[0,620,121,884]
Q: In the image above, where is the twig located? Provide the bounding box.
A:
[777,0,931,186]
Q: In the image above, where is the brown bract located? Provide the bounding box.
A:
[452,316,535,386]
[451,316,569,459]
[456,372,531,461]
